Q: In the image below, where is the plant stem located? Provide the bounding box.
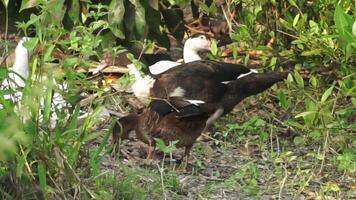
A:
[5,6,9,66]
[278,165,288,200]
[158,154,167,200]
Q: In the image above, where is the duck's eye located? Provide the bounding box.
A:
[200,36,205,40]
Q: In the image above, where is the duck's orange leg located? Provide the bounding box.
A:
[177,145,193,172]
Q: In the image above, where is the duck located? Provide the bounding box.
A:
[93,34,211,74]
[147,34,212,75]
[1,37,68,127]
[113,71,288,163]
[1,37,31,103]
[127,34,213,104]
[149,60,286,130]
[148,60,260,128]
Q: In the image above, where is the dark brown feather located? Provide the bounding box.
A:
[112,106,208,158]
[113,71,289,159]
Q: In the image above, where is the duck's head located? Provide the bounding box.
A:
[184,34,212,52]
[15,37,32,58]
[112,114,139,146]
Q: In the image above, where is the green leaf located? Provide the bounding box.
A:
[92,20,108,31]
[1,0,8,8]
[287,73,294,83]
[295,111,317,119]
[68,0,80,25]
[334,5,353,34]
[309,130,321,139]
[287,0,297,7]
[301,49,321,56]
[321,85,334,103]
[38,162,47,196]
[154,138,178,154]
[108,0,125,39]
[293,136,305,145]
[43,79,54,124]
[269,57,277,69]
[320,107,333,124]
[129,0,146,38]
[278,91,289,109]
[304,100,317,126]
[0,68,8,79]
[155,138,168,152]
[210,40,218,56]
[41,0,66,27]
[294,71,304,89]
[287,120,305,129]
[16,157,25,178]
[23,37,39,50]
[279,18,293,31]
[309,75,318,88]
[334,5,354,48]
[25,14,41,28]
[20,0,41,12]
[62,57,78,68]
[353,21,356,36]
[43,44,55,62]
[293,14,300,27]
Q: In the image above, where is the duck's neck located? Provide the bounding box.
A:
[183,46,201,63]
[12,49,30,81]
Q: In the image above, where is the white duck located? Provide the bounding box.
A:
[92,34,212,75]
[1,37,68,126]
[1,37,31,103]
[148,34,212,74]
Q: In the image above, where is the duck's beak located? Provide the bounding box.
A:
[205,40,213,51]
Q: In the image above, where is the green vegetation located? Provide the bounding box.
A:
[0,0,355,199]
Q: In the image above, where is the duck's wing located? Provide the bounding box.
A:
[221,72,289,113]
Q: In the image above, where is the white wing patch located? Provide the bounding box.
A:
[186,100,205,105]
[221,69,258,84]
[169,87,186,97]
[237,69,258,79]
[149,60,182,75]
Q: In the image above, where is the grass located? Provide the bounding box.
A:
[101,92,354,199]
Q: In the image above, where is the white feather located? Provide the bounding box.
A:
[169,87,186,97]
[148,35,211,75]
[131,75,156,104]
[149,60,182,75]
[186,99,205,106]
[237,69,258,79]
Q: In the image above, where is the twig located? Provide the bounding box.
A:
[276,30,299,39]
[201,133,222,144]
[0,54,10,66]
[19,145,35,180]
[157,156,167,200]
[77,65,129,74]
[318,129,329,174]
[319,89,339,174]
[278,165,288,200]
[220,5,232,34]
[198,174,224,181]
[276,132,280,156]
[270,126,274,155]
[184,25,214,37]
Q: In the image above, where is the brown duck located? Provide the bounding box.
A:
[113,71,289,162]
